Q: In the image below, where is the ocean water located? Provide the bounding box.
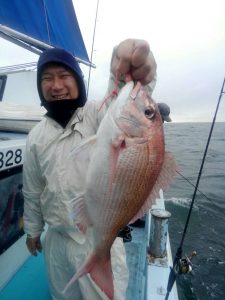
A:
[163,122,225,300]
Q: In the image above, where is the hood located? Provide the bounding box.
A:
[37,47,87,106]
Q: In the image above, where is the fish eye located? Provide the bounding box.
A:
[144,107,155,119]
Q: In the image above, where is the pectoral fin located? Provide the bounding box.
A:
[69,194,91,233]
[108,135,126,194]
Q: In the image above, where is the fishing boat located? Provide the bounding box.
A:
[0,1,179,299]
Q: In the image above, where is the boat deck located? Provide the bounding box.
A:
[125,225,148,300]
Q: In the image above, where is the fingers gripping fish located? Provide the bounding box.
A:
[63,81,176,299]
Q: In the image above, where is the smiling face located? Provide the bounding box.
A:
[41,64,79,101]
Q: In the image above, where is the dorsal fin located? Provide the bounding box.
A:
[129,152,177,223]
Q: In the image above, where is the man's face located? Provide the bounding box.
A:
[41,64,79,101]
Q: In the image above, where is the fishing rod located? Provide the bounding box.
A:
[165,77,225,300]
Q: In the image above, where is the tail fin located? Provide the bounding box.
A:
[62,253,114,300]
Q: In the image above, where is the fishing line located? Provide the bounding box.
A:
[176,170,211,201]
[165,77,225,300]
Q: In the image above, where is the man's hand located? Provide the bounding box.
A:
[26,235,42,256]
[111,39,157,85]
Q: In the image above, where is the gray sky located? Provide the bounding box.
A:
[0,0,225,122]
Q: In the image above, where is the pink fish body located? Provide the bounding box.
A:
[64,81,176,299]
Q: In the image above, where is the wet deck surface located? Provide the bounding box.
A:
[0,253,51,300]
[0,225,147,300]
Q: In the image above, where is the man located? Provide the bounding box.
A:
[23,39,157,300]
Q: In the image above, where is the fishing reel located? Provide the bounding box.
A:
[175,251,197,274]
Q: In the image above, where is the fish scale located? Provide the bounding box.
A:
[99,143,163,235]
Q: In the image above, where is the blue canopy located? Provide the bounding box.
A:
[0,0,90,65]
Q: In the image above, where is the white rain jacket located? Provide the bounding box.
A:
[23,100,104,242]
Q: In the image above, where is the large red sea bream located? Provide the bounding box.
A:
[64,81,176,299]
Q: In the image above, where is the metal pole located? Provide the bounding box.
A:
[149,209,171,258]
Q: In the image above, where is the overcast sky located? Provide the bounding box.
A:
[0,0,225,122]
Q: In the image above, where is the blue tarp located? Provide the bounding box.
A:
[0,0,90,64]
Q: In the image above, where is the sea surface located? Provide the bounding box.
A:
[163,122,225,300]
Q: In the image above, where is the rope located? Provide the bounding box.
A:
[97,71,119,111]
[97,72,134,112]
[165,77,225,299]
[87,0,100,99]
[42,0,51,45]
